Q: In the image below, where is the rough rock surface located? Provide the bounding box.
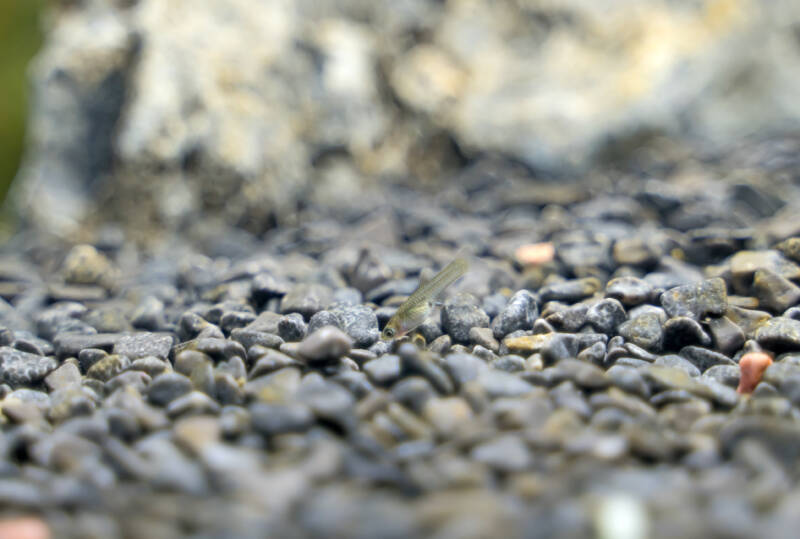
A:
[13,0,800,237]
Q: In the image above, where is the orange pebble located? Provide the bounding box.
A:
[515,242,555,266]
[737,352,773,394]
[0,517,50,539]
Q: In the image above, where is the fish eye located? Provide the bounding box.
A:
[383,327,395,338]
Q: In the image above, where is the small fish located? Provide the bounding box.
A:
[381,257,468,340]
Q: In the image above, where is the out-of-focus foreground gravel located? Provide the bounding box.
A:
[4,1,800,538]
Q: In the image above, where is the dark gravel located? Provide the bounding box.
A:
[4,148,800,537]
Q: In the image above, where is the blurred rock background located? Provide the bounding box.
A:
[6,0,800,242]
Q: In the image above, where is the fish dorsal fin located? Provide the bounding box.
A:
[410,257,469,307]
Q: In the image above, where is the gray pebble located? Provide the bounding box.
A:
[482,293,508,320]
[719,416,800,468]
[753,268,800,313]
[86,354,130,382]
[472,345,497,362]
[178,312,212,341]
[175,338,246,363]
[415,320,443,344]
[298,326,352,365]
[441,293,490,344]
[663,316,712,350]
[369,339,391,357]
[618,313,664,352]
[679,345,736,372]
[148,372,193,406]
[476,370,534,398]
[250,402,314,436]
[0,327,13,346]
[470,435,532,472]
[654,354,701,377]
[440,353,489,388]
[399,344,454,394]
[76,348,106,373]
[756,317,800,352]
[220,310,257,334]
[36,303,95,341]
[217,356,247,381]
[614,357,652,369]
[12,338,44,356]
[280,283,332,320]
[114,332,173,361]
[240,311,282,334]
[174,350,212,377]
[166,391,221,418]
[491,355,525,372]
[469,327,499,352]
[251,272,290,304]
[539,278,601,303]
[363,355,402,385]
[492,290,538,339]
[551,358,609,389]
[586,298,627,335]
[44,362,82,391]
[190,361,215,395]
[278,313,307,342]
[214,372,244,405]
[297,376,356,430]
[392,377,437,413]
[249,350,300,379]
[577,341,606,365]
[229,328,284,352]
[546,304,588,332]
[0,347,58,387]
[204,301,253,326]
[660,278,727,320]
[541,333,580,364]
[48,385,96,423]
[707,316,745,356]
[606,365,651,398]
[605,276,654,306]
[702,364,740,388]
[428,334,452,355]
[333,287,363,305]
[105,370,151,394]
[329,304,380,348]
[54,333,120,360]
[308,310,342,333]
[131,296,166,331]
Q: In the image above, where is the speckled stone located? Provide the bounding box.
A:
[660,278,727,320]
[618,313,663,352]
[86,354,130,382]
[492,290,538,339]
[114,332,174,360]
[0,347,58,386]
[756,317,800,352]
[586,298,627,335]
[441,293,491,344]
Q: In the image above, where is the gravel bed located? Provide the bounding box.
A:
[2,154,800,538]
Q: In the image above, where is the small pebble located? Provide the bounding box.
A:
[298,326,352,365]
[737,352,773,394]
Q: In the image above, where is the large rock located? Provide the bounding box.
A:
[15,0,800,236]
